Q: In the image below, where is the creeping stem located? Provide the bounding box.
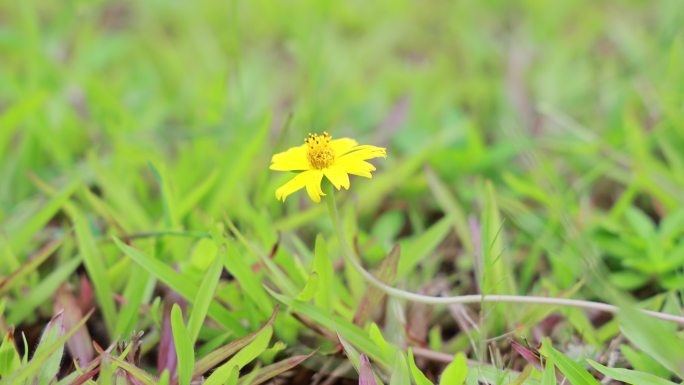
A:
[324,189,684,326]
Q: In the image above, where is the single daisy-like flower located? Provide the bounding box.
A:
[270,132,386,202]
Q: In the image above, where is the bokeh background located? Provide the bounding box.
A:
[2,0,684,382]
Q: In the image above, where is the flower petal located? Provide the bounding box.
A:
[335,159,376,178]
[336,145,386,162]
[329,138,359,156]
[305,170,325,202]
[323,166,350,190]
[275,171,311,202]
[270,145,310,171]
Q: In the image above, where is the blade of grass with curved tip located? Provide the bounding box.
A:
[113,237,246,335]
[588,360,678,385]
[243,352,315,385]
[193,306,279,378]
[171,304,194,385]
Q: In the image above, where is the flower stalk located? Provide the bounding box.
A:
[324,187,684,326]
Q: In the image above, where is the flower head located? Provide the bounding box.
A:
[270,132,386,202]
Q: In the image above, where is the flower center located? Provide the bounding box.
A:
[305,132,335,169]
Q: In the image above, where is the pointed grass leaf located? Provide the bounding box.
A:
[440,353,467,385]
[542,361,556,385]
[204,325,273,385]
[618,307,684,377]
[193,306,279,378]
[223,240,274,316]
[148,162,180,229]
[0,331,21,376]
[187,250,223,343]
[359,354,379,385]
[540,339,601,385]
[268,289,388,367]
[408,349,435,385]
[588,360,678,385]
[67,205,117,335]
[245,352,314,385]
[171,304,194,385]
[113,237,246,335]
[5,310,92,385]
[296,272,319,302]
[99,355,114,385]
[389,351,410,385]
[108,356,157,385]
[481,181,515,295]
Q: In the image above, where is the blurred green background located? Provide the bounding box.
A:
[3,0,684,288]
[2,0,684,381]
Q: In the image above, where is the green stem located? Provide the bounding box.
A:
[325,189,684,325]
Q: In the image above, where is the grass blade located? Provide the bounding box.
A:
[187,248,223,343]
[171,304,194,385]
[66,204,117,335]
[113,237,246,335]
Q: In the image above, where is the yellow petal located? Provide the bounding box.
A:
[335,159,376,178]
[329,138,359,156]
[304,170,325,202]
[270,145,310,171]
[336,145,386,162]
[275,171,311,202]
[323,166,350,190]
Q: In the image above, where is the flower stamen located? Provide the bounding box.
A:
[305,132,335,169]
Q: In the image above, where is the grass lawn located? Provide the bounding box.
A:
[1,1,684,384]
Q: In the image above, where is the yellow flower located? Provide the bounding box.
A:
[270,132,386,202]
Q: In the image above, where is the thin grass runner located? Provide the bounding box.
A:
[324,186,684,326]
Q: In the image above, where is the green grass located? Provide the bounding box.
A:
[1,0,684,384]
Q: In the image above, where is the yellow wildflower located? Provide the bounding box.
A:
[270,132,386,202]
